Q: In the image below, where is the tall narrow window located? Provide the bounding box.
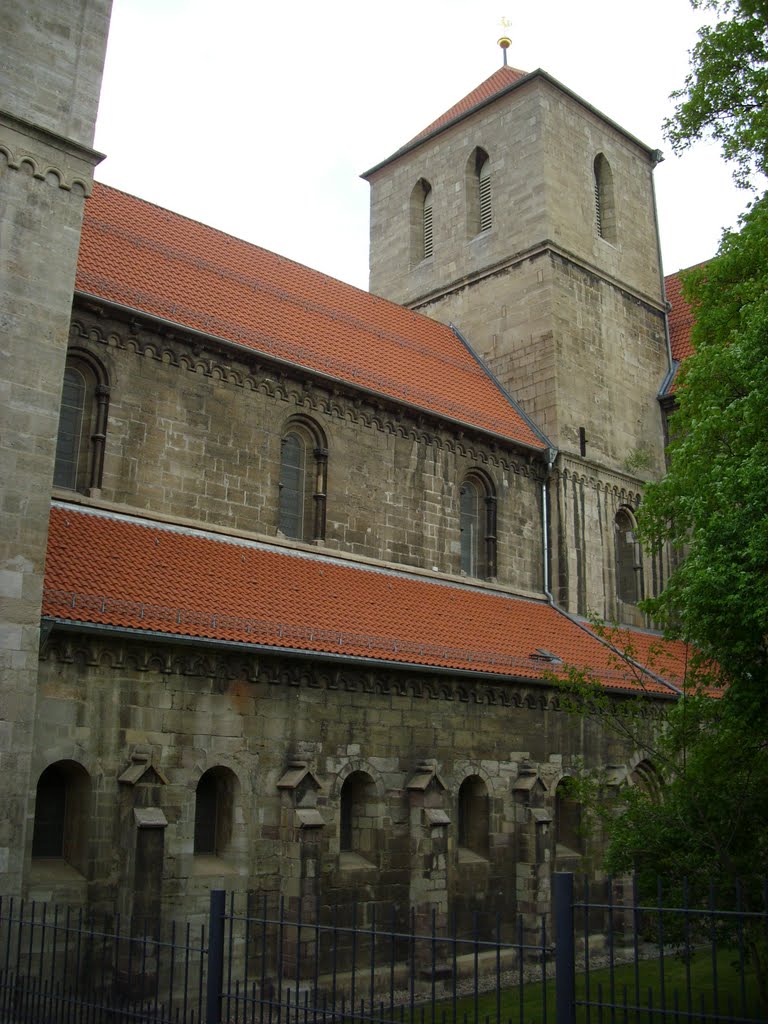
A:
[458,775,489,859]
[278,419,327,542]
[593,153,616,243]
[340,771,375,863]
[555,777,583,855]
[194,766,236,857]
[466,148,492,237]
[53,352,110,494]
[54,367,86,489]
[31,761,90,872]
[459,473,497,579]
[410,179,434,265]
[615,507,642,605]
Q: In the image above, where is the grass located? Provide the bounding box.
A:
[419,949,763,1024]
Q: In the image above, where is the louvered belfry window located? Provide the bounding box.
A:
[594,178,603,237]
[593,153,616,242]
[479,158,492,231]
[423,187,434,260]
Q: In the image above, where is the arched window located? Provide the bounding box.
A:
[410,179,434,265]
[555,777,583,855]
[340,771,375,862]
[466,148,492,236]
[458,775,489,859]
[615,507,643,605]
[194,766,236,857]
[53,352,110,493]
[278,419,327,542]
[630,759,662,802]
[593,153,616,243]
[32,761,90,872]
[459,473,497,579]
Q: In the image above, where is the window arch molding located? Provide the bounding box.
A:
[410,178,434,265]
[593,153,616,243]
[466,147,492,237]
[629,758,662,801]
[459,470,497,579]
[54,347,110,494]
[614,505,643,606]
[277,416,328,542]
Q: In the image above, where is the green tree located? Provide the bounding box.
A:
[639,194,768,702]
[560,2,768,1000]
[664,0,768,188]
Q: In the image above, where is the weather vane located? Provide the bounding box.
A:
[498,17,512,66]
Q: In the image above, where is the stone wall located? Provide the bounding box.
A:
[31,631,667,935]
[64,307,546,592]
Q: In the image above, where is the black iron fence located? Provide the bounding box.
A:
[1,875,765,1024]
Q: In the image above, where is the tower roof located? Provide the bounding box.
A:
[409,65,528,144]
[363,67,658,179]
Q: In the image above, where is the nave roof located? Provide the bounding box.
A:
[76,183,547,452]
[43,502,688,696]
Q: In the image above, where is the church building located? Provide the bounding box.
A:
[1,1,693,938]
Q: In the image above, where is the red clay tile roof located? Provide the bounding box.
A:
[76,183,546,450]
[585,622,692,692]
[43,504,680,696]
[409,65,528,144]
[666,271,697,364]
[663,266,704,396]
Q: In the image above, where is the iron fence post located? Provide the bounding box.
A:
[554,872,576,1024]
[206,889,226,1024]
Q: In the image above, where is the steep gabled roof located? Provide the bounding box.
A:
[76,184,547,451]
[363,66,657,178]
[410,65,528,143]
[43,503,683,696]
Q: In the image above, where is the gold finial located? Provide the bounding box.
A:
[498,36,512,67]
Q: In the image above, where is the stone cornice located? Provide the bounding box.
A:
[405,240,667,318]
[0,108,104,193]
[40,631,671,709]
[70,310,547,479]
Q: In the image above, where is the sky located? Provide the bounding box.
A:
[93,0,753,291]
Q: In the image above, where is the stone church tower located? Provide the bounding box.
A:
[0,0,113,895]
[365,62,674,623]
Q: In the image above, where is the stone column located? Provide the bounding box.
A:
[0,0,113,896]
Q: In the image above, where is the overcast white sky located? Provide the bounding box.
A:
[94,0,753,291]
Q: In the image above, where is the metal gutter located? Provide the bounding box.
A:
[42,617,678,699]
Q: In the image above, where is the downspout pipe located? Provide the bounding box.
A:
[541,446,558,604]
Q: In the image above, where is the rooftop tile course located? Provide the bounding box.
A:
[44,504,683,695]
[76,184,546,450]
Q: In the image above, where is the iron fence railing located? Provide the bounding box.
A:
[1,876,766,1024]
[554,872,768,1024]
